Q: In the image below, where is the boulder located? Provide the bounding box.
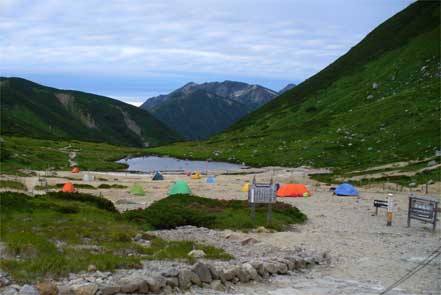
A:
[87,265,97,273]
[192,262,212,283]
[223,267,239,281]
[57,285,73,295]
[235,267,250,283]
[207,264,220,280]
[146,276,166,294]
[210,280,224,291]
[99,285,120,295]
[162,268,179,278]
[36,282,58,295]
[178,269,201,290]
[188,249,206,258]
[18,285,39,295]
[165,277,178,288]
[118,278,141,294]
[1,286,19,295]
[262,262,278,275]
[71,283,98,295]
[241,263,259,280]
[241,237,258,246]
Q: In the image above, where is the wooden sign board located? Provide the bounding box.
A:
[248,184,277,204]
[407,195,438,231]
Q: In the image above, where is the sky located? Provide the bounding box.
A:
[1,0,414,106]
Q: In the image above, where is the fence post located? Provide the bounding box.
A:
[267,203,272,225]
[407,196,412,227]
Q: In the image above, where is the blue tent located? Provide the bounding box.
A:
[335,183,359,196]
[206,177,216,183]
[152,171,164,181]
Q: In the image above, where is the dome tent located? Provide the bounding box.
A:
[168,180,192,196]
[191,172,201,179]
[152,171,164,181]
[335,183,359,196]
[130,184,145,196]
[72,167,80,173]
[277,184,310,198]
[206,176,216,183]
[242,182,250,192]
[62,182,75,193]
[82,174,95,182]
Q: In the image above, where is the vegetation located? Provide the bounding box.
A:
[146,2,440,175]
[0,77,181,147]
[124,194,307,231]
[0,192,232,283]
[0,180,27,190]
[98,183,128,189]
[0,136,148,175]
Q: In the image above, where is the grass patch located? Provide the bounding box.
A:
[0,180,26,191]
[124,194,307,231]
[0,192,232,283]
[98,184,128,189]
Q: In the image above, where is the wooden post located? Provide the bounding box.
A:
[251,203,255,223]
[433,202,437,232]
[375,206,379,216]
[425,184,429,194]
[407,196,412,227]
[386,194,393,226]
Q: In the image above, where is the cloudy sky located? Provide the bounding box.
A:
[1,0,413,106]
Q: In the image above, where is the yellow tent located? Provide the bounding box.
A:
[191,172,201,179]
[242,182,250,192]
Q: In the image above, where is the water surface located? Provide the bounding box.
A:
[118,156,246,172]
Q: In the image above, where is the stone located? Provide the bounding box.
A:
[275,261,288,274]
[134,233,142,241]
[162,285,172,294]
[1,287,18,295]
[192,262,212,283]
[367,94,374,100]
[188,249,206,258]
[241,263,259,280]
[99,285,120,295]
[162,268,179,277]
[255,226,271,233]
[262,262,278,275]
[0,276,11,288]
[223,267,238,281]
[146,276,166,293]
[241,237,258,246]
[210,280,224,291]
[87,265,97,273]
[165,277,178,288]
[372,82,379,89]
[118,278,140,294]
[71,283,98,295]
[235,267,249,282]
[57,285,73,295]
[252,262,267,277]
[18,285,39,295]
[427,160,437,167]
[178,269,201,290]
[36,282,58,295]
[207,264,219,280]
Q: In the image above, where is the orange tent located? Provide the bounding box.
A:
[277,184,310,198]
[72,167,80,173]
[62,182,75,193]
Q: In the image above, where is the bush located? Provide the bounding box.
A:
[46,192,117,212]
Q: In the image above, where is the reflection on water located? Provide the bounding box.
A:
[118,156,246,172]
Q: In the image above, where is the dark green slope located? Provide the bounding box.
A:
[149,89,249,140]
[148,1,441,172]
[0,78,180,147]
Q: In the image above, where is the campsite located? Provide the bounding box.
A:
[1,1,440,295]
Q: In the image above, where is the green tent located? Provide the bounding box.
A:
[130,184,145,196]
[168,180,192,196]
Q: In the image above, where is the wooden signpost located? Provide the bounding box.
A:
[248,177,277,224]
[407,194,438,231]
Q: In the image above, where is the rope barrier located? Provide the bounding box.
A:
[379,245,441,294]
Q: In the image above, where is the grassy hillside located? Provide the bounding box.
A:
[147,2,440,174]
[0,77,181,147]
[0,136,146,175]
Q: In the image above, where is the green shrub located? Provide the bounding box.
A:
[46,192,117,212]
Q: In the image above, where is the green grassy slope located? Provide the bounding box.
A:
[147,2,440,173]
[0,78,181,147]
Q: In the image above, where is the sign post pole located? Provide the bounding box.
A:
[386,193,393,226]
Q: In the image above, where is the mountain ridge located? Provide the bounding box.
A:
[0,77,181,147]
